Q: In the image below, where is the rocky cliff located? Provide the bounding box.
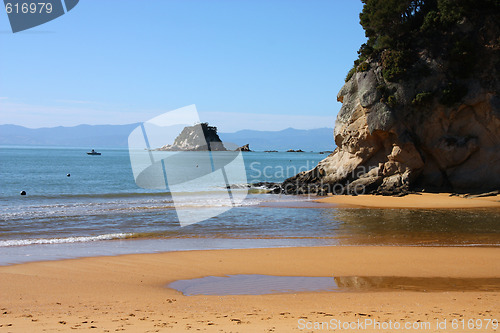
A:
[284,1,499,195]
[158,123,226,151]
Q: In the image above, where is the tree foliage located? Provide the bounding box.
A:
[359,0,429,51]
[350,0,500,82]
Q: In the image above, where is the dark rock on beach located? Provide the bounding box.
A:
[250,182,282,194]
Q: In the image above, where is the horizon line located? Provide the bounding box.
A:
[0,123,334,133]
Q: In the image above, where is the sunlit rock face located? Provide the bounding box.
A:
[284,26,500,196]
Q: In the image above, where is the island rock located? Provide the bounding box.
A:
[157,123,226,151]
[235,144,251,152]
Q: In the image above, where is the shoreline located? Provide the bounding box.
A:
[315,192,500,209]
[1,246,499,331]
[1,192,500,266]
[2,234,500,267]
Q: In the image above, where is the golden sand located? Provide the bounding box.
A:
[1,246,499,332]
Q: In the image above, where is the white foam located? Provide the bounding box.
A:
[0,233,132,247]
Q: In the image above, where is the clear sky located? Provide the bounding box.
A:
[0,0,366,132]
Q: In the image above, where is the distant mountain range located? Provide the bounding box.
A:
[0,124,139,148]
[0,124,336,152]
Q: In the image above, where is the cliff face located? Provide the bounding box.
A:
[284,12,499,195]
[158,123,226,151]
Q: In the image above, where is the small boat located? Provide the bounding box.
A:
[87,149,101,156]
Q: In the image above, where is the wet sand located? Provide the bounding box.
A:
[1,246,499,332]
[316,192,500,209]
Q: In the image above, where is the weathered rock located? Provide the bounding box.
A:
[283,54,500,195]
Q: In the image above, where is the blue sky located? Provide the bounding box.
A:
[0,0,366,131]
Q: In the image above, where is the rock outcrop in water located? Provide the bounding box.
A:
[283,0,499,195]
[235,144,251,152]
[158,123,226,151]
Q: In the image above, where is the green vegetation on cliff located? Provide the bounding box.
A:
[347,0,499,83]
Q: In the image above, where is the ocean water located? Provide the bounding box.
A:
[1,146,499,265]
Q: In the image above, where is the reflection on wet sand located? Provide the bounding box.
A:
[334,276,500,292]
[169,274,500,296]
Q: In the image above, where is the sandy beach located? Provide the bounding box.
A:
[316,193,500,209]
[1,246,499,332]
[3,0,499,332]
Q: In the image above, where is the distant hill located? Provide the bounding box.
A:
[0,124,336,151]
[0,124,140,147]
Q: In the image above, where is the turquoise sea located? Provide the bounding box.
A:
[1,146,499,265]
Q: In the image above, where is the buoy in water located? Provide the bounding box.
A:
[20,190,26,195]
